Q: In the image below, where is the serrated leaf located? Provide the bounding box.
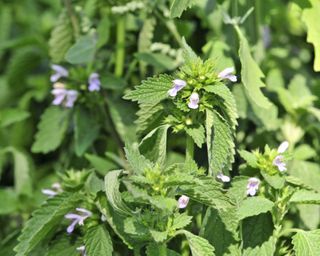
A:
[139,124,170,166]
[238,197,274,220]
[85,154,118,176]
[171,213,192,231]
[290,190,320,204]
[46,234,81,256]
[136,102,164,134]
[32,107,70,153]
[124,144,153,175]
[14,193,82,256]
[65,34,96,64]
[49,9,73,63]
[235,26,272,109]
[185,124,205,148]
[182,230,215,256]
[238,150,258,168]
[302,0,320,71]
[84,225,113,256]
[206,109,235,176]
[74,107,100,156]
[105,170,134,216]
[124,74,173,104]
[292,229,320,256]
[170,0,196,18]
[146,243,181,256]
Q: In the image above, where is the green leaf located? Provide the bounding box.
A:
[124,144,153,175]
[85,154,118,175]
[84,225,113,256]
[185,124,205,148]
[32,107,70,153]
[14,192,82,256]
[235,26,272,109]
[74,107,100,156]
[136,102,164,134]
[297,205,320,230]
[170,0,196,18]
[65,34,96,64]
[96,16,110,49]
[292,229,320,256]
[290,190,320,204]
[139,124,170,166]
[105,170,134,216]
[46,234,81,256]
[49,9,73,63]
[0,108,30,127]
[302,0,320,71]
[293,144,317,161]
[135,52,176,70]
[238,197,274,220]
[261,172,285,190]
[181,230,215,256]
[124,74,173,104]
[242,213,276,256]
[146,244,181,256]
[206,109,235,176]
[171,213,193,231]
[238,150,258,168]
[0,189,18,215]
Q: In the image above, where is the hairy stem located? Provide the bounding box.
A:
[115,15,126,77]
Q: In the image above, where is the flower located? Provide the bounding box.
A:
[65,90,78,108]
[64,208,92,234]
[217,172,231,183]
[50,64,68,82]
[168,79,187,97]
[41,182,63,197]
[273,141,289,172]
[51,83,78,108]
[178,195,190,209]
[88,73,101,92]
[246,177,260,196]
[188,92,199,109]
[218,67,237,82]
[76,245,87,256]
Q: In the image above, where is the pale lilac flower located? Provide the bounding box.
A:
[273,141,289,172]
[218,67,237,82]
[168,79,187,97]
[41,182,63,198]
[50,64,68,82]
[65,90,78,108]
[88,73,101,92]
[188,92,199,109]
[246,177,260,196]
[178,195,190,209]
[76,245,87,256]
[65,208,92,234]
[217,172,231,183]
[262,26,271,49]
[101,214,107,222]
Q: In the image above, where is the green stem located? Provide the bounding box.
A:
[278,228,301,238]
[115,15,126,77]
[64,0,80,39]
[186,135,194,160]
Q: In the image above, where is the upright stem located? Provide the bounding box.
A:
[64,0,80,39]
[186,135,194,161]
[115,15,126,77]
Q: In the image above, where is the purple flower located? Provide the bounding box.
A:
[168,79,187,97]
[217,172,231,183]
[50,64,68,82]
[246,177,260,196]
[51,84,78,108]
[41,182,63,198]
[178,195,189,209]
[65,90,78,108]
[188,92,199,109]
[76,245,87,256]
[273,141,289,172]
[218,67,237,82]
[88,73,101,92]
[64,208,92,234]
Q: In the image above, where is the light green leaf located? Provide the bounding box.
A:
[181,230,215,256]
[0,189,19,215]
[74,107,100,156]
[146,244,181,256]
[171,213,193,231]
[302,0,320,71]
[170,0,196,18]
[96,16,110,49]
[124,144,153,175]
[292,229,320,256]
[261,172,285,190]
[14,193,82,256]
[105,170,134,216]
[235,26,271,109]
[297,205,320,230]
[84,225,113,256]
[32,107,70,153]
[238,150,258,168]
[65,34,96,64]
[185,124,205,148]
[290,190,320,204]
[85,154,118,175]
[135,52,176,70]
[0,108,30,127]
[293,144,317,161]
[238,197,274,220]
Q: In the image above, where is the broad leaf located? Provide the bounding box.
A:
[0,108,30,127]
[182,230,215,256]
[0,189,18,215]
[65,34,96,64]
[292,229,320,256]
[185,124,205,148]
[46,234,81,256]
[290,190,320,204]
[84,225,113,256]
[238,197,274,220]
[146,244,181,256]
[124,144,153,175]
[85,154,118,175]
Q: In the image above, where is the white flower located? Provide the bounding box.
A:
[246,177,260,196]
[277,141,289,154]
[41,182,63,198]
[217,172,231,182]
[218,67,237,82]
[76,245,87,256]
[178,195,190,209]
[168,79,187,97]
[188,92,199,109]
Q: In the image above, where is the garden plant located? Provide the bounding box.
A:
[1,0,320,255]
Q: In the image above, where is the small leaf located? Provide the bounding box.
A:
[84,225,113,256]
[181,230,215,256]
[290,190,320,204]
[85,154,118,175]
[65,34,96,64]
[124,144,153,175]
[238,197,274,220]
[238,150,258,168]
[185,125,205,148]
[0,108,30,127]
[171,213,193,231]
[292,229,320,256]
[170,0,196,18]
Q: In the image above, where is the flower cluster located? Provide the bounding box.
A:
[64,208,92,234]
